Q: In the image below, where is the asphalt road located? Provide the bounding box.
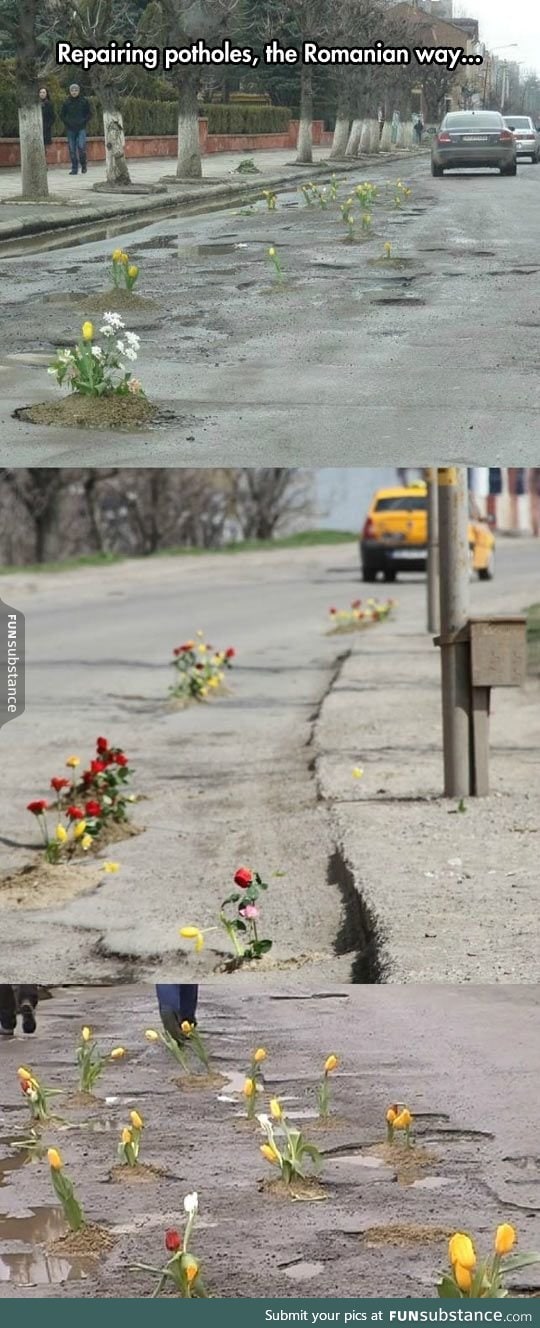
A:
[0,536,537,983]
[0,983,539,1298]
[1,156,539,464]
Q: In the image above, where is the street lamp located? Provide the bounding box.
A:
[482,43,518,108]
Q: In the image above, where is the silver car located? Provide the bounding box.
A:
[431,110,517,176]
[503,115,540,163]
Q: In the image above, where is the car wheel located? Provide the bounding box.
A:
[383,569,397,583]
[431,161,444,177]
[362,568,377,583]
[501,162,517,175]
[478,551,495,581]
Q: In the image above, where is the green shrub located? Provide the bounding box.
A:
[205,104,291,134]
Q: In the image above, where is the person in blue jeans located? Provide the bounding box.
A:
[60,83,91,176]
[156,985,199,1042]
[0,984,38,1036]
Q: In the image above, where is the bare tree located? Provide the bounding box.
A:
[224,469,312,539]
[0,0,49,198]
[61,0,137,186]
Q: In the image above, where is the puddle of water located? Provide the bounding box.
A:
[0,1147,28,1185]
[0,1251,93,1285]
[282,1260,325,1282]
[0,1206,67,1244]
[329,1153,386,1169]
[286,1109,318,1121]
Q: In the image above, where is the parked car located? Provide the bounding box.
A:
[431,110,517,175]
[502,115,540,162]
[359,483,496,583]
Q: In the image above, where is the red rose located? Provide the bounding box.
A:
[351,599,362,609]
[51,777,70,793]
[27,799,48,815]
[90,759,106,774]
[329,607,337,614]
[165,1229,182,1253]
[225,648,236,659]
[175,643,194,654]
[96,737,108,753]
[114,753,128,767]
[234,867,253,889]
[85,801,102,818]
[66,805,84,821]
[82,770,93,785]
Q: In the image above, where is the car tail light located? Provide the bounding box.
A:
[437,132,452,144]
[363,517,376,540]
[500,129,514,142]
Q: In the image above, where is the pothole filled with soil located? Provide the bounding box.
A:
[49,1222,116,1255]
[260,1176,327,1202]
[361,1223,453,1247]
[368,256,416,269]
[0,861,102,909]
[14,395,157,431]
[172,1073,227,1092]
[42,291,158,312]
[109,1163,165,1184]
[368,1141,438,1183]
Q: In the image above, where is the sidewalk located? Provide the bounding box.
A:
[315,558,540,985]
[0,146,427,242]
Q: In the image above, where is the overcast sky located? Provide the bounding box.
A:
[454,0,540,74]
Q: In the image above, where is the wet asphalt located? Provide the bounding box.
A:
[1,156,539,464]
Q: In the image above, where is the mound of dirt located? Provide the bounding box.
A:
[0,861,102,909]
[14,395,156,431]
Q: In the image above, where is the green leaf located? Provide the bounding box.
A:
[437,1275,459,1298]
[251,939,272,956]
[504,1253,540,1272]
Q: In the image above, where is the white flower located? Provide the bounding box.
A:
[184,1192,198,1216]
[103,311,124,329]
[124,347,137,362]
[100,324,115,338]
[91,345,103,359]
[125,331,140,349]
[116,339,125,354]
[257,1113,271,1132]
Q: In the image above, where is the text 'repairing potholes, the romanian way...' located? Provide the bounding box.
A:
[55,39,485,74]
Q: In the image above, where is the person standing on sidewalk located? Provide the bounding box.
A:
[155,985,199,1042]
[39,88,55,149]
[60,84,91,176]
[0,985,38,1037]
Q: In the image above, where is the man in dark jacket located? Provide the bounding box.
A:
[60,83,91,175]
[0,985,38,1036]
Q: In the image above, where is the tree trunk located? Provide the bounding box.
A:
[368,119,380,153]
[296,64,313,164]
[18,101,49,200]
[345,118,362,157]
[380,121,392,151]
[329,81,351,160]
[176,73,202,179]
[359,120,371,154]
[103,108,131,186]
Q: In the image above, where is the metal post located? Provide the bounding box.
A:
[426,468,439,635]
[437,467,471,797]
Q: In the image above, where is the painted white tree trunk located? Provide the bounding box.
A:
[345,118,362,157]
[359,120,371,154]
[380,121,393,151]
[18,102,49,199]
[103,109,131,186]
[296,116,313,163]
[329,116,351,160]
[176,110,202,178]
[402,121,414,147]
[296,65,313,164]
[368,119,380,153]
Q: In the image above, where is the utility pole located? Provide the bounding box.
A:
[426,468,439,635]
[437,467,470,797]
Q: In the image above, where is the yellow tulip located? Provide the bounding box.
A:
[81,1026,92,1042]
[495,1223,516,1256]
[110,1046,125,1060]
[268,246,275,257]
[17,1066,36,1083]
[260,1143,279,1165]
[270,1098,282,1120]
[324,1054,338,1074]
[47,1147,63,1171]
[180,1021,192,1035]
[112,248,123,262]
[66,756,80,768]
[394,1107,412,1129]
[386,1107,398,1124]
[81,321,94,341]
[102,861,120,873]
[130,1110,143,1131]
[449,1233,476,1271]
[179,926,204,952]
[121,1127,132,1146]
[55,824,68,843]
[128,265,138,278]
[73,819,87,839]
[454,1262,473,1294]
[254,1048,266,1063]
[120,252,129,263]
[185,1260,198,1284]
[145,1029,159,1042]
[81,834,93,851]
[243,1077,255,1097]
[352,767,364,779]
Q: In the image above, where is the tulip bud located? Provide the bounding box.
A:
[81,321,94,342]
[55,824,68,843]
[269,1098,282,1120]
[495,1223,516,1256]
[243,1077,255,1097]
[47,1147,63,1170]
[260,1143,279,1165]
[449,1233,476,1271]
[121,1128,132,1146]
[253,1048,267,1063]
[165,1229,182,1253]
[180,1021,192,1035]
[110,1046,125,1060]
[324,1054,338,1074]
[130,1110,143,1131]
[454,1262,473,1294]
[81,1026,92,1042]
[145,1029,159,1042]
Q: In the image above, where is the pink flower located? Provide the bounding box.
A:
[240,904,258,920]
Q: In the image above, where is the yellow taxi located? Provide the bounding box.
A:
[360,482,496,583]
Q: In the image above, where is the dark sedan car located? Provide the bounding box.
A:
[431,110,517,176]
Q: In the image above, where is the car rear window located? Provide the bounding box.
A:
[504,117,531,129]
[444,113,502,128]
[374,496,427,512]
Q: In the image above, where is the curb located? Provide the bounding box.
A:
[0,149,429,245]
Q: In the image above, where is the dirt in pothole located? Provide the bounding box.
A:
[361,1224,453,1247]
[260,1176,327,1202]
[44,291,158,313]
[14,395,156,431]
[172,1073,226,1091]
[109,1163,165,1184]
[367,1141,438,1184]
[0,861,103,909]
[49,1224,116,1256]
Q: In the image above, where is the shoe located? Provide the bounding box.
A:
[81,164,87,174]
[20,1002,36,1034]
[0,1027,14,1038]
[69,168,77,175]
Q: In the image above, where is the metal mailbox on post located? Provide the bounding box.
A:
[434,615,527,796]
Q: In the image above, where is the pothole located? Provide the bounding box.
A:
[361,1223,452,1247]
[281,1259,325,1281]
[0,1206,68,1244]
[0,1251,94,1285]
